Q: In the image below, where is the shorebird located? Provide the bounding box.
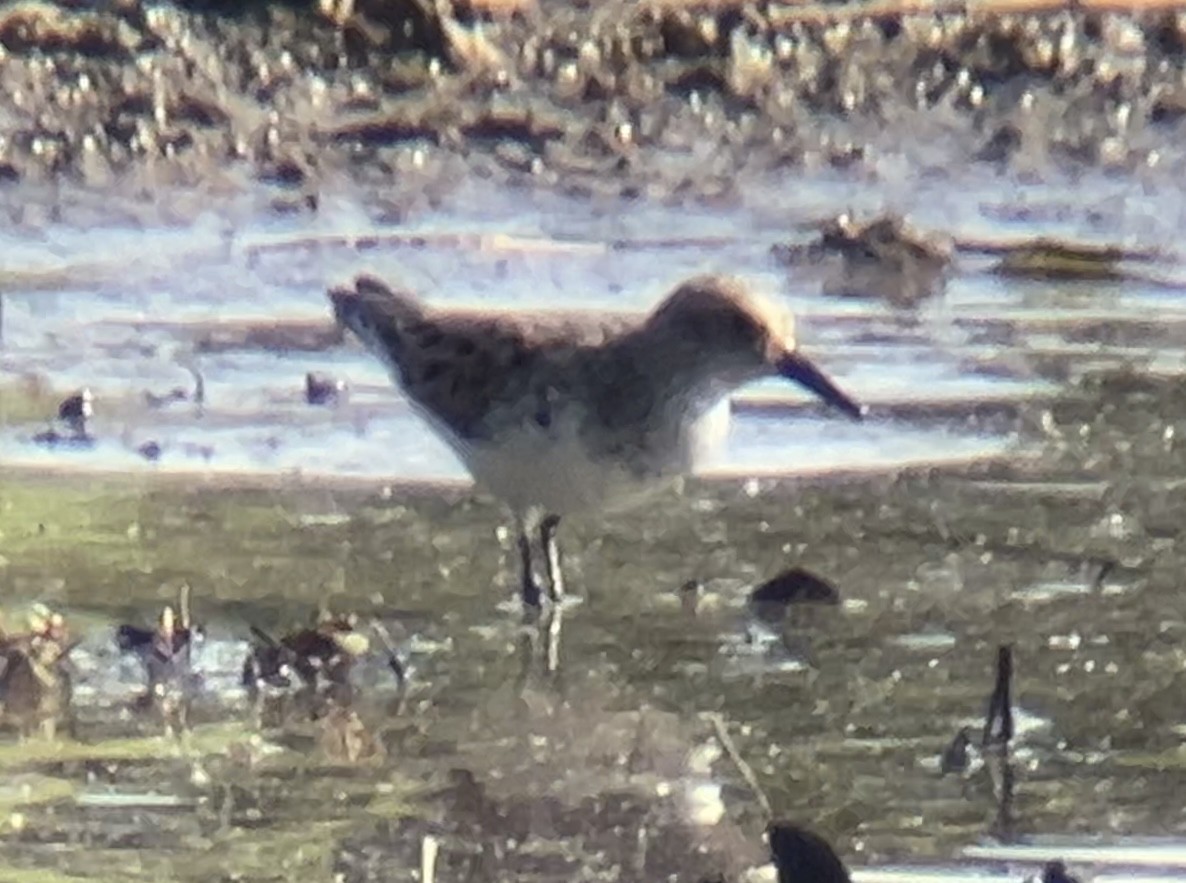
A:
[328,273,863,609]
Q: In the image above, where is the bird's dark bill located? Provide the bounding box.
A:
[776,353,865,420]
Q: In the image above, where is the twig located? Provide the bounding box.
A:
[243,231,607,260]
[954,234,1172,264]
[248,624,281,648]
[241,229,742,261]
[369,617,407,688]
[179,359,205,410]
[178,583,192,631]
[420,833,439,883]
[178,582,193,670]
[762,0,1186,28]
[703,711,773,818]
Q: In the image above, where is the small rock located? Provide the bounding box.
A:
[766,822,851,883]
[678,579,703,615]
[137,440,163,461]
[1041,861,1081,883]
[976,122,1023,164]
[750,568,840,609]
[940,726,972,775]
[306,371,347,406]
[57,388,93,436]
[260,157,309,187]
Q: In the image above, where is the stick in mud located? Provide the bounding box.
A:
[248,624,280,648]
[421,833,439,883]
[180,359,205,411]
[179,582,193,670]
[703,711,774,819]
[982,644,1014,747]
[368,617,407,689]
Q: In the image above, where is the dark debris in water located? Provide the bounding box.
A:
[30,388,96,450]
[940,726,973,776]
[192,319,344,354]
[244,613,364,689]
[136,440,163,461]
[0,604,78,740]
[114,587,204,734]
[305,371,348,406]
[56,389,92,433]
[242,610,404,714]
[143,386,191,410]
[31,428,96,450]
[747,567,842,635]
[749,567,841,608]
[775,213,952,309]
[992,239,1130,282]
[767,821,852,883]
[1042,860,1082,883]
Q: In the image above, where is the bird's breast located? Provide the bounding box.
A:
[460,396,733,515]
[681,398,733,474]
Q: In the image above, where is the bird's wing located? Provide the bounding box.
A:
[332,275,630,440]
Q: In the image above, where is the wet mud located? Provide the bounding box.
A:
[4,0,1186,226]
[0,359,1184,880]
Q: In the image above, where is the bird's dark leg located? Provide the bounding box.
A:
[540,514,564,602]
[517,529,542,611]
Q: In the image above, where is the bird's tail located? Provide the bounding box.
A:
[328,274,426,338]
[328,275,429,385]
[351,275,425,325]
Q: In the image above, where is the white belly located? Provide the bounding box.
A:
[461,399,732,516]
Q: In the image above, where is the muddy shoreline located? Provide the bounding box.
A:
[3,0,1186,225]
[0,363,1183,880]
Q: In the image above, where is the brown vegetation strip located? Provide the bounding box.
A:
[953,236,1173,264]
[1,460,473,496]
[732,395,1055,425]
[243,230,741,260]
[733,0,1186,26]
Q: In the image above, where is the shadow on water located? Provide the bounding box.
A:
[1,173,1186,880]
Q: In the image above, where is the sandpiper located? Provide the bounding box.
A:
[328,273,863,609]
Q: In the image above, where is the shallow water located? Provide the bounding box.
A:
[1,166,1185,881]
[8,168,1181,481]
